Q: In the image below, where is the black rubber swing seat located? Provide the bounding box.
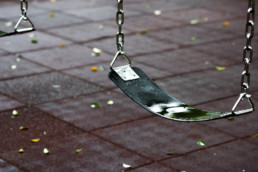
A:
[109,67,253,122]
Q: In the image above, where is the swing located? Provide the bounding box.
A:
[109,0,255,121]
[0,0,35,37]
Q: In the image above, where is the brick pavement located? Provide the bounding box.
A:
[0,0,257,171]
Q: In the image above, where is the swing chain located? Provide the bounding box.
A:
[116,0,125,52]
[232,0,255,113]
[20,0,28,20]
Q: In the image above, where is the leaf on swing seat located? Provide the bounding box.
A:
[197,140,206,147]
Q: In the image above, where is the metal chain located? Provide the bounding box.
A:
[233,0,255,113]
[20,0,28,20]
[116,0,125,52]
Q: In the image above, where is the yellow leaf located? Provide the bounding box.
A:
[31,138,40,143]
[216,66,226,71]
[252,133,258,137]
[49,13,55,18]
[76,148,83,153]
[91,67,98,71]
[19,126,28,130]
[224,22,230,27]
[59,44,66,48]
[19,148,24,153]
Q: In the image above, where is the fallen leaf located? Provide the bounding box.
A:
[228,117,235,120]
[19,126,28,130]
[76,148,83,153]
[252,133,258,137]
[12,110,19,116]
[16,58,21,62]
[31,40,38,44]
[166,152,178,156]
[99,65,105,71]
[91,48,102,57]
[190,19,199,25]
[224,22,230,27]
[59,44,66,48]
[19,148,24,153]
[154,10,162,15]
[99,25,103,29]
[43,148,50,154]
[10,65,17,70]
[197,140,206,147]
[5,21,13,27]
[122,163,131,169]
[204,17,209,22]
[140,30,148,34]
[90,103,100,108]
[190,37,196,42]
[31,138,40,143]
[49,13,55,18]
[107,100,114,105]
[216,66,226,71]
[91,66,98,71]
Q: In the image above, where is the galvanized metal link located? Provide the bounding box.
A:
[21,0,28,19]
[232,0,255,113]
[116,0,125,52]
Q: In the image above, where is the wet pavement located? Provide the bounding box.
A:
[0,0,258,171]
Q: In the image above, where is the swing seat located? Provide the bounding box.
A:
[109,67,254,121]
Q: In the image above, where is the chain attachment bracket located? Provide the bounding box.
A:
[232,0,255,114]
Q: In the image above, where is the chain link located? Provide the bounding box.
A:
[116,0,125,52]
[233,0,255,113]
[241,0,255,95]
[20,0,28,19]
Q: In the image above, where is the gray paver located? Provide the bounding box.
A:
[0,31,71,53]
[37,91,152,131]
[0,133,151,172]
[154,64,258,105]
[202,18,246,36]
[0,55,50,80]
[149,24,235,46]
[0,159,21,172]
[0,72,102,104]
[161,140,258,172]
[0,4,46,19]
[47,23,116,42]
[193,38,252,61]
[29,12,87,30]
[134,48,238,75]
[0,94,23,111]
[123,15,185,32]
[130,163,176,172]
[66,6,140,22]
[94,116,234,161]
[126,1,188,13]
[162,8,234,23]
[87,35,179,57]
[22,44,110,70]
